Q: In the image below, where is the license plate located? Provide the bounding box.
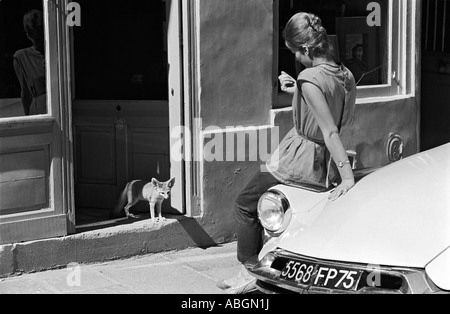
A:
[280,259,363,291]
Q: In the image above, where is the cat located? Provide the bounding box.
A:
[111,177,175,222]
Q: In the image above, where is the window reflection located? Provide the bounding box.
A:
[0,0,47,118]
[347,43,369,84]
[278,0,389,88]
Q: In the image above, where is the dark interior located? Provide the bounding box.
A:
[73,0,168,101]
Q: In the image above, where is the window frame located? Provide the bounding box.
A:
[274,0,416,108]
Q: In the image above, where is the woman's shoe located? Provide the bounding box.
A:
[219,266,258,294]
[223,277,257,294]
[216,280,231,290]
[217,265,251,291]
[217,269,243,290]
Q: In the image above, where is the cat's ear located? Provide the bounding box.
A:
[152,178,159,187]
[168,177,175,188]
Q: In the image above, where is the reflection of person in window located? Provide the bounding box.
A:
[345,44,368,85]
[13,10,47,116]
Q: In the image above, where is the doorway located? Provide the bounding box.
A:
[420,0,450,151]
[72,0,172,227]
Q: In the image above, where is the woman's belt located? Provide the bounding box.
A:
[296,131,325,146]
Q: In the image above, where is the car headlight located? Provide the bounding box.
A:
[257,190,291,234]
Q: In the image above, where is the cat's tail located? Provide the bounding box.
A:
[110,183,129,218]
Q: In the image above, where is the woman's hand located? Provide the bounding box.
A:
[279,71,297,95]
[329,178,355,201]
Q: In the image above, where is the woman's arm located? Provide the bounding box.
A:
[301,82,355,201]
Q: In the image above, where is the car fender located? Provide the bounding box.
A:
[426,247,450,292]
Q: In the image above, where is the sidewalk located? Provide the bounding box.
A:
[0,242,241,294]
[0,215,227,278]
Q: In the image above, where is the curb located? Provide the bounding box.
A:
[0,216,218,278]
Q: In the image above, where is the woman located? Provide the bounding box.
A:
[13,10,47,116]
[218,12,357,294]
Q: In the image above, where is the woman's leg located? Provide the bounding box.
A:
[217,171,280,293]
[234,171,280,264]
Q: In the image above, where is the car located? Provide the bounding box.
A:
[248,143,450,294]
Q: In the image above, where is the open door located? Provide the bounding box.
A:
[167,0,186,216]
[71,0,185,225]
[0,0,75,245]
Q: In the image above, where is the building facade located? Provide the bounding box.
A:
[0,0,433,246]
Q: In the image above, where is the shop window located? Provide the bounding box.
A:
[0,0,48,118]
[275,0,415,108]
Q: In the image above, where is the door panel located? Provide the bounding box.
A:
[0,120,67,243]
[77,127,117,183]
[74,114,122,210]
[129,129,170,181]
[0,213,67,245]
[0,178,48,214]
[0,148,49,215]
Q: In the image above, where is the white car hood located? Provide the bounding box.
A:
[268,144,450,268]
